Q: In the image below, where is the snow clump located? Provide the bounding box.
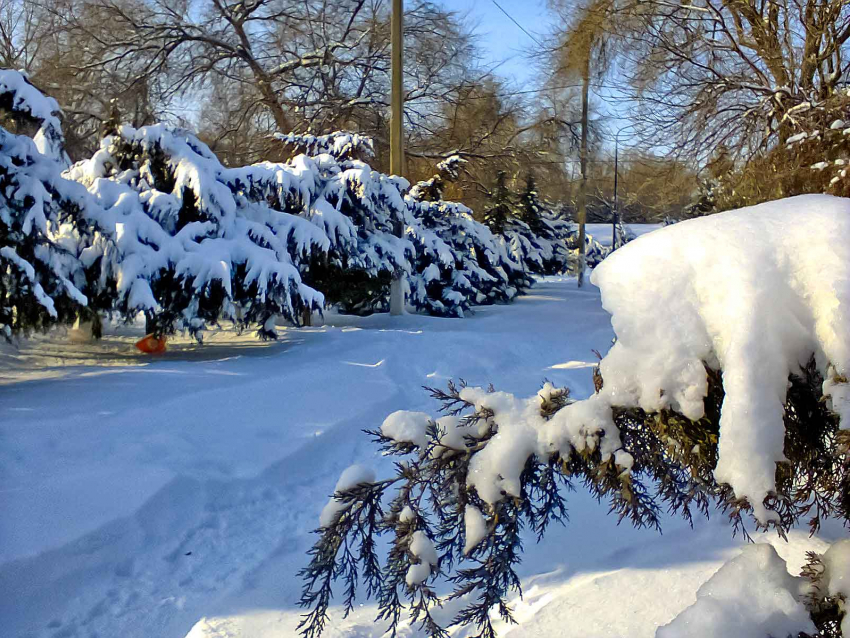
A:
[657,544,816,638]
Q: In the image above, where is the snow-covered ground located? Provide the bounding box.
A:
[1,270,837,638]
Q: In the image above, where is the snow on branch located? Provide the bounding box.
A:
[0,70,68,163]
[275,131,375,161]
[0,113,94,338]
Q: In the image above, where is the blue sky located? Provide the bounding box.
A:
[436,1,633,139]
[439,0,554,89]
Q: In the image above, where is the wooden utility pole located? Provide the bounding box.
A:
[612,131,619,251]
[389,0,405,315]
[577,58,590,288]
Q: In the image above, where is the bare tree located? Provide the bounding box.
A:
[46,0,483,166]
[629,1,850,161]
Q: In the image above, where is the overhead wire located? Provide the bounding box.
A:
[489,0,546,48]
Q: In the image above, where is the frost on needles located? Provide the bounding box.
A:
[300,195,850,638]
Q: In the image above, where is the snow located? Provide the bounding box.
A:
[657,544,816,638]
[0,70,66,161]
[0,246,58,316]
[407,531,439,586]
[463,505,488,555]
[825,374,850,424]
[319,464,376,528]
[1,257,841,638]
[815,540,850,635]
[0,70,61,125]
[381,409,432,448]
[786,131,809,145]
[585,223,660,248]
[589,195,850,521]
[0,277,619,638]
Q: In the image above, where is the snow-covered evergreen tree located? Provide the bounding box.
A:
[502,175,582,277]
[298,154,412,315]
[683,179,720,217]
[0,70,69,165]
[300,195,850,638]
[518,173,544,233]
[0,71,91,339]
[405,160,534,316]
[275,131,376,162]
[612,219,635,250]
[68,125,327,339]
[405,198,484,317]
[481,171,512,235]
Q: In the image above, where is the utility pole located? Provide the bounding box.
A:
[389,0,405,316]
[612,132,619,251]
[577,57,590,288]
[611,123,636,252]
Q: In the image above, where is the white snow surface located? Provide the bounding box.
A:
[407,531,439,586]
[585,223,660,247]
[381,409,431,448]
[463,505,488,555]
[657,544,816,638]
[818,539,850,636]
[0,270,842,638]
[0,70,66,161]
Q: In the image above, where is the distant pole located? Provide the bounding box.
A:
[611,123,636,252]
[389,0,405,315]
[612,133,619,250]
[577,59,590,287]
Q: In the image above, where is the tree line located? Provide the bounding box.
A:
[1,69,618,341]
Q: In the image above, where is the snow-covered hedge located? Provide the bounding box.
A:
[1,70,593,340]
[301,195,850,638]
[67,125,327,338]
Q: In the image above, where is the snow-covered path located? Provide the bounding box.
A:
[1,277,833,638]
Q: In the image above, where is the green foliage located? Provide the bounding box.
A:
[482,172,512,235]
[304,261,393,316]
[518,174,544,234]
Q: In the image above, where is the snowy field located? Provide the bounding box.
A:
[1,269,838,638]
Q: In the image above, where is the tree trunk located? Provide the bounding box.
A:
[577,58,590,287]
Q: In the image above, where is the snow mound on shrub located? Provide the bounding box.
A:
[657,543,815,638]
[378,195,850,523]
[591,194,850,522]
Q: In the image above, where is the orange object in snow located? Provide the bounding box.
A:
[135,334,167,354]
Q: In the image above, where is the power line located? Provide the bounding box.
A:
[404,82,631,106]
[489,0,546,48]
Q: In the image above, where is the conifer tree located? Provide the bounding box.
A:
[69,125,327,339]
[482,171,512,235]
[518,173,544,234]
[0,71,92,339]
[406,157,530,316]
